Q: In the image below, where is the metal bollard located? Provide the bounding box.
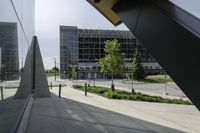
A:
[85,83,87,96]
[59,84,61,97]
[132,88,135,94]
[93,78,95,87]
[50,82,52,90]
[1,86,3,100]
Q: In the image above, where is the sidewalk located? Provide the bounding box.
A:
[44,85,200,133]
[25,94,184,132]
[0,98,26,133]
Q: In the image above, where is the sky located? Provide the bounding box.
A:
[35,0,200,70]
[35,0,128,69]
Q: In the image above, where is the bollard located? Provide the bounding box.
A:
[50,82,52,90]
[1,86,3,100]
[93,78,95,87]
[85,83,87,96]
[132,88,135,94]
[59,84,61,97]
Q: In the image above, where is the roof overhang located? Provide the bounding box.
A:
[87,0,122,26]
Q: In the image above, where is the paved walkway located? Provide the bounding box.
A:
[0,98,26,133]
[2,77,197,133]
[26,84,200,133]
[26,95,182,133]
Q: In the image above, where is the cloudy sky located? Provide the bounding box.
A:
[35,0,200,69]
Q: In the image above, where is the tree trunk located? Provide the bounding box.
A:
[111,72,115,91]
[131,72,134,94]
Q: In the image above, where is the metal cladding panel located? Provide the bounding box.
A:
[87,0,121,26]
[15,36,50,99]
[14,44,33,99]
[33,37,51,97]
[113,0,200,110]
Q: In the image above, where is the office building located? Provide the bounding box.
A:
[0,0,35,81]
[60,26,163,79]
[0,22,19,80]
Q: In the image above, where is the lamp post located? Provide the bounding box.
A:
[164,72,168,95]
[131,71,134,94]
[85,46,90,86]
[5,71,8,83]
[53,58,56,81]
[93,70,96,87]
[64,71,66,79]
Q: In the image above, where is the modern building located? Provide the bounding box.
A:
[0,0,35,81]
[0,22,19,80]
[60,26,164,79]
[86,0,200,110]
[0,0,35,132]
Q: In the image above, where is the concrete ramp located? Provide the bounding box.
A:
[15,36,50,98]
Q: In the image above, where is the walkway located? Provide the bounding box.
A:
[25,84,200,133]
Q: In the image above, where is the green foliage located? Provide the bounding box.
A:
[141,75,174,83]
[98,39,125,73]
[46,71,59,77]
[71,65,77,80]
[73,85,192,105]
[132,48,146,80]
[52,66,59,72]
[124,75,174,83]
[97,39,125,91]
[73,85,107,94]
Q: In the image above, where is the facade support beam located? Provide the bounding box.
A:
[112,0,200,110]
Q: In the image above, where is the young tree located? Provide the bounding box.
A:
[98,39,125,91]
[132,48,145,81]
[71,65,77,80]
[52,66,59,72]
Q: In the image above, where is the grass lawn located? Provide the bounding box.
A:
[124,75,174,83]
[73,85,192,105]
[46,72,59,77]
[141,75,174,83]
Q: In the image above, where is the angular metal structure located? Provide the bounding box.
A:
[15,36,50,98]
[88,0,200,110]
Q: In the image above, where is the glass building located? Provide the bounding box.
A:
[0,22,19,80]
[0,0,35,132]
[60,26,78,79]
[0,0,35,81]
[60,26,163,79]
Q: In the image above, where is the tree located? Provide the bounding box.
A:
[132,48,145,81]
[98,39,125,91]
[52,66,59,72]
[0,65,5,81]
[71,65,77,80]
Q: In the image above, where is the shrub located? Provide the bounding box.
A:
[73,85,192,105]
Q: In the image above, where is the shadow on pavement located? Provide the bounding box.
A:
[26,93,185,133]
[0,96,26,133]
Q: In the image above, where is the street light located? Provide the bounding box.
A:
[164,72,168,95]
[53,58,56,81]
[64,71,66,79]
[5,71,8,83]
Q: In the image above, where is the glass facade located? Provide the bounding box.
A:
[60,26,163,79]
[60,26,78,78]
[0,22,19,80]
[0,0,35,132]
[0,0,35,82]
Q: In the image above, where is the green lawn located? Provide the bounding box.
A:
[73,85,192,105]
[140,75,174,83]
[124,75,174,83]
[46,72,59,77]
